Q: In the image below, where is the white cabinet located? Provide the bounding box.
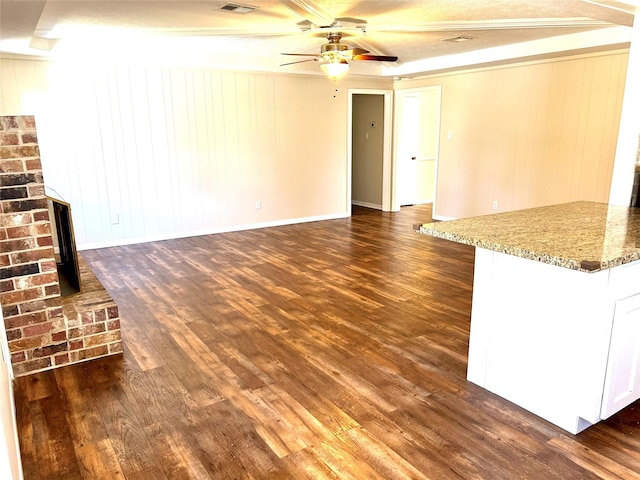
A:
[601,293,640,419]
[467,249,640,434]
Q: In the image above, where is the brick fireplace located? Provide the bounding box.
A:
[0,115,122,376]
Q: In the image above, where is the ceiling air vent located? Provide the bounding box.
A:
[442,35,475,43]
[220,3,256,14]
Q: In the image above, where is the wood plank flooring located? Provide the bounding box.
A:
[14,205,640,479]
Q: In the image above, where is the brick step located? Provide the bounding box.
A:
[61,255,122,364]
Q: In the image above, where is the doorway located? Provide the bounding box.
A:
[393,86,442,212]
[347,89,393,212]
[351,94,384,210]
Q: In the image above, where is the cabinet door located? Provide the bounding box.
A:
[601,293,640,419]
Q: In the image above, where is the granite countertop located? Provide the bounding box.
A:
[416,201,640,273]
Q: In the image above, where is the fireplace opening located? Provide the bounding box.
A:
[47,196,81,297]
[632,165,640,208]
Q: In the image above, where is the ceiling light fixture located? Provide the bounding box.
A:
[320,57,349,79]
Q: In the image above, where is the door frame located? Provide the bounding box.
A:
[347,89,394,212]
[392,85,443,213]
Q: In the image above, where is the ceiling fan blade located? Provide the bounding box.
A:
[343,48,369,57]
[281,52,319,56]
[353,54,398,62]
[280,58,318,66]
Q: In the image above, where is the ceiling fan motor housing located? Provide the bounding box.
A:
[321,42,348,53]
[321,33,348,60]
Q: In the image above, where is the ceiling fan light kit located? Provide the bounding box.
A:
[281,31,398,79]
[273,0,632,80]
[320,57,349,79]
[3,0,634,75]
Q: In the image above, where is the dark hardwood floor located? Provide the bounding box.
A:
[14,205,640,479]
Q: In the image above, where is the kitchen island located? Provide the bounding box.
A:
[416,201,640,434]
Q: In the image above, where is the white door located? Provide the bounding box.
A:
[601,293,640,419]
[397,95,420,206]
[0,308,23,480]
[394,87,442,209]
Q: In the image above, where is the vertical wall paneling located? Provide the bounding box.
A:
[236,73,254,216]
[277,75,306,213]
[187,68,206,229]
[569,59,594,204]
[60,64,107,243]
[209,71,226,222]
[116,66,141,238]
[94,65,121,239]
[131,66,160,236]
[174,68,190,230]
[221,72,240,222]
[0,57,389,247]
[87,67,111,242]
[495,67,521,212]
[278,75,297,215]
[561,59,586,203]
[146,67,175,234]
[251,75,277,218]
[196,69,211,223]
[399,50,628,219]
[161,67,181,233]
[0,59,23,114]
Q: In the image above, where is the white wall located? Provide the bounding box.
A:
[397,50,628,219]
[3,49,626,243]
[0,58,390,248]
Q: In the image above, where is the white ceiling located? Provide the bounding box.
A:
[0,0,637,77]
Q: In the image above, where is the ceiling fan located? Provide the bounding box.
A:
[280,30,398,78]
[18,0,629,77]
[273,0,627,78]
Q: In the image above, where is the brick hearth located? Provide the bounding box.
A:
[0,115,122,376]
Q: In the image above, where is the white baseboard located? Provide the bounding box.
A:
[77,212,350,251]
[352,201,383,210]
